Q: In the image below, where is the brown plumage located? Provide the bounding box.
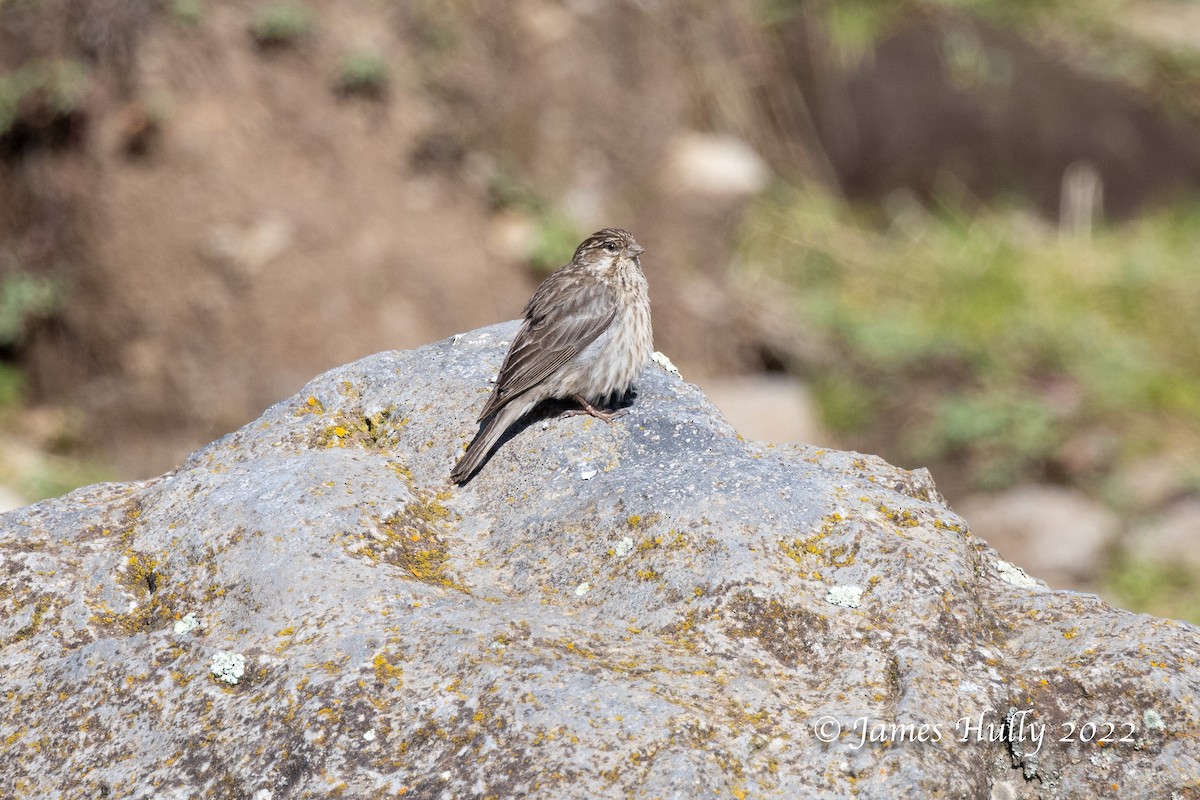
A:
[451,228,653,483]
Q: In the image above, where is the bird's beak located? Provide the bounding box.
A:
[630,244,646,256]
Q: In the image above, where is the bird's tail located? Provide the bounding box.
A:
[450,398,533,484]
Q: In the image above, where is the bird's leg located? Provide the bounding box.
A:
[562,393,628,422]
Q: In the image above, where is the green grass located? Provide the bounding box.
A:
[739,187,1200,621]
[335,50,389,98]
[1106,558,1200,625]
[9,454,113,503]
[169,0,204,27]
[737,188,1200,488]
[0,363,113,504]
[0,364,25,415]
[0,272,63,346]
[249,2,313,48]
[527,215,583,276]
[486,167,582,276]
[0,59,89,137]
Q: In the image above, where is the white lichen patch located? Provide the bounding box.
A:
[995,560,1039,589]
[363,729,377,741]
[173,612,199,636]
[825,584,863,608]
[1143,709,1165,731]
[574,582,592,597]
[579,465,597,481]
[211,651,246,685]
[651,351,681,377]
[614,536,635,558]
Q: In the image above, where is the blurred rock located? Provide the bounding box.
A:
[408,130,467,174]
[521,0,575,43]
[1124,498,1200,568]
[1,324,1196,798]
[204,215,294,280]
[18,405,84,452]
[662,133,772,197]
[1120,2,1200,53]
[487,210,539,261]
[955,485,1120,588]
[1119,456,1195,510]
[703,373,830,446]
[1053,428,1118,480]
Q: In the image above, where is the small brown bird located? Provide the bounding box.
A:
[451,228,653,483]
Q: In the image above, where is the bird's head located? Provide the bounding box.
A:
[573,228,645,274]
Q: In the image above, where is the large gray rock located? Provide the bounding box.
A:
[2,321,1197,798]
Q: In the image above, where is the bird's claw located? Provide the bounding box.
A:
[563,395,628,422]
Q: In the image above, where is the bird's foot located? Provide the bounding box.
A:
[562,394,628,422]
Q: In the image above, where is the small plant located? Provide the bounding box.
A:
[0,271,62,347]
[738,187,1200,491]
[249,2,313,49]
[169,0,204,27]
[335,50,389,98]
[486,167,582,276]
[528,214,584,276]
[0,59,89,139]
[0,363,23,411]
[1107,557,1200,625]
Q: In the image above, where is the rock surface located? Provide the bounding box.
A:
[1,321,1198,799]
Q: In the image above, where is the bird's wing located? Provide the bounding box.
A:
[477,269,618,421]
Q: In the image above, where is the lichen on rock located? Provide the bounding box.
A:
[0,321,1197,798]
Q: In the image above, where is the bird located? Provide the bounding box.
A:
[450,228,653,484]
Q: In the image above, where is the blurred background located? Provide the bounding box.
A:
[1,0,1198,621]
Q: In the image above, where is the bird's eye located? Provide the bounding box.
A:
[603,242,617,253]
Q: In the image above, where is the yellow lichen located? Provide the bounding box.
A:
[296,395,325,416]
[369,652,403,686]
[341,489,465,591]
[12,596,52,643]
[877,503,920,530]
